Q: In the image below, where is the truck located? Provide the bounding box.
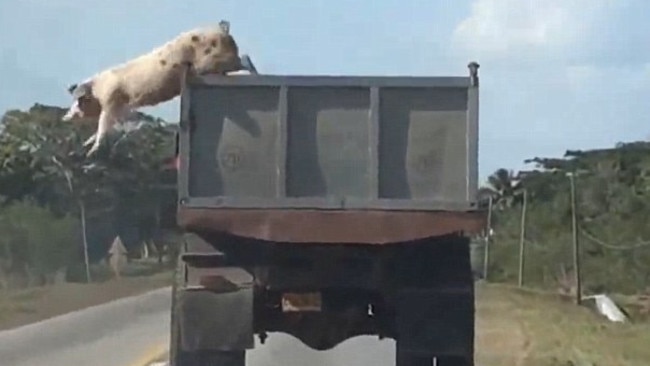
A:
[169,58,486,366]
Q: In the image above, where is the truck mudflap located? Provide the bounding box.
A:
[174,239,256,353]
[177,286,255,352]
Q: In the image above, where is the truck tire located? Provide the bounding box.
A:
[396,350,432,366]
[169,244,246,366]
[434,355,473,366]
[394,237,475,366]
[175,349,245,366]
[169,249,183,365]
[396,353,472,366]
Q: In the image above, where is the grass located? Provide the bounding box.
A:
[476,283,650,366]
[0,261,173,330]
[0,289,40,323]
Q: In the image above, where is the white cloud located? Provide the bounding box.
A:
[451,0,650,179]
[451,0,617,62]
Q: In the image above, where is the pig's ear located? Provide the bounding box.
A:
[67,84,78,95]
[219,20,230,34]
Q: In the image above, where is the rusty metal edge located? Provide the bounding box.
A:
[178,208,487,244]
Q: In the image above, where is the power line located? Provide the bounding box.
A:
[580,226,650,251]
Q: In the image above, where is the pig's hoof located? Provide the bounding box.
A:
[83,134,97,147]
[86,144,100,157]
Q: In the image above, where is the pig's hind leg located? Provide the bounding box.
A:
[85,105,128,157]
[83,132,97,148]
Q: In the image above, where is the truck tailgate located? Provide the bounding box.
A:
[177,65,484,243]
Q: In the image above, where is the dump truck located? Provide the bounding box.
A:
[170,58,486,366]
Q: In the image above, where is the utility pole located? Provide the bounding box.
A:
[567,172,582,305]
[518,189,527,287]
[52,156,91,283]
[483,196,493,280]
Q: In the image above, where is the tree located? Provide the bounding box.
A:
[1,104,117,282]
[483,168,524,209]
[0,200,79,288]
[487,142,650,294]
[0,104,177,285]
[102,118,176,264]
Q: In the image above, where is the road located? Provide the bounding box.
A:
[150,284,526,366]
[0,287,171,366]
[0,284,527,366]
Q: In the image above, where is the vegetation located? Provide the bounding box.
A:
[483,143,650,296]
[0,104,178,289]
[1,101,649,304]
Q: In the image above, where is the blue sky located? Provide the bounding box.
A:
[0,0,648,182]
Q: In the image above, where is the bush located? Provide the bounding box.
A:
[0,200,80,285]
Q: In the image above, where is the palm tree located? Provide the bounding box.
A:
[483,168,524,209]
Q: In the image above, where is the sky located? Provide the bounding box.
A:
[0,0,648,182]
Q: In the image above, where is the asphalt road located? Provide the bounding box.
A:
[150,334,400,366]
[3,286,515,366]
[0,285,401,366]
[0,287,171,366]
[246,334,397,366]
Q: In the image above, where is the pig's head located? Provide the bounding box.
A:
[206,20,245,74]
[62,80,102,121]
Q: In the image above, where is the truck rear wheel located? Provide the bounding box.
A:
[396,350,432,366]
[169,243,247,366]
[394,237,475,366]
[169,247,184,365]
[174,348,245,366]
[396,352,472,366]
[434,355,472,366]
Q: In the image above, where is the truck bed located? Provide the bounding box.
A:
[176,65,484,243]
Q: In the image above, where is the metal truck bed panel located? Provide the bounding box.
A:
[178,67,479,211]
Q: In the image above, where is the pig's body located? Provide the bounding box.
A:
[64,21,243,156]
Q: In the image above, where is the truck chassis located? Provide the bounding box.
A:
[170,228,479,366]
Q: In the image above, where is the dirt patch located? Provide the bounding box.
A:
[475,284,530,366]
[475,283,650,366]
[0,271,172,331]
